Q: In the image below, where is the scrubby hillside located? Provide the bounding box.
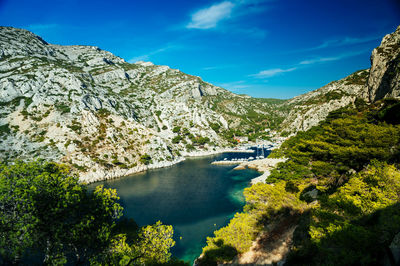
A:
[278,69,369,135]
[0,26,288,182]
[1,25,398,184]
[279,25,400,136]
[199,98,400,266]
[197,25,400,265]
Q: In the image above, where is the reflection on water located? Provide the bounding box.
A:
[93,150,269,263]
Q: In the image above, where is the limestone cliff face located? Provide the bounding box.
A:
[278,70,369,135]
[279,25,400,135]
[2,25,399,181]
[0,27,287,182]
[367,25,400,101]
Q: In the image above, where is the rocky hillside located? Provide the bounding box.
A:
[0,27,288,182]
[1,25,398,182]
[197,25,400,266]
[278,25,400,135]
[367,25,400,101]
[278,69,369,135]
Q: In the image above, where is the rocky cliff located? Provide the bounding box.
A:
[278,69,369,135]
[0,27,288,182]
[1,25,399,182]
[367,25,400,101]
[279,25,400,135]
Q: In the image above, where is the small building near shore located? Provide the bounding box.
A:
[234,136,248,143]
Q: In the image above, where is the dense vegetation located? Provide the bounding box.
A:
[0,160,186,265]
[199,99,400,265]
[205,94,291,140]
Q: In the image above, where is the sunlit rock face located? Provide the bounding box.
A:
[367,25,400,102]
[2,25,398,181]
[0,26,287,182]
[278,69,369,135]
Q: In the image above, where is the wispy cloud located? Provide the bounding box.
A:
[186,1,235,29]
[250,67,297,78]
[251,50,369,78]
[280,35,381,56]
[299,56,338,65]
[186,0,273,30]
[128,44,182,63]
[128,55,150,63]
[202,64,237,70]
[299,50,368,65]
[310,36,380,50]
[217,80,249,91]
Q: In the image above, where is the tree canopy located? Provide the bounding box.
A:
[199,99,400,265]
[0,160,181,265]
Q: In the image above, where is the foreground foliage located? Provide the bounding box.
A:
[0,160,182,265]
[200,99,400,265]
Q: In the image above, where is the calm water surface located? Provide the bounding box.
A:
[94,150,269,263]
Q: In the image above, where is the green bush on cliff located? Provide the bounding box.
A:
[200,181,308,264]
[201,99,400,265]
[201,212,259,263]
[269,101,400,187]
[140,154,152,165]
[289,161,400,265]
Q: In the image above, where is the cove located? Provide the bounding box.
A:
[94,150,269,263]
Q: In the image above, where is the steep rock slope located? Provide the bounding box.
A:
[367,25,400,101]
[0,27,288,182]
[279,25,400,135]
[278,70,369,135]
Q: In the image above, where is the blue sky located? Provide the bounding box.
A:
[1,0,399,98]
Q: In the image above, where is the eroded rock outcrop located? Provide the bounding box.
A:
[278,70,369,135]
[367,25,400,102]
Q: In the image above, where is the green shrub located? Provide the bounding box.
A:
[140,154,152,165]
[172,126,181,133]
[172,135,182,144]
[0,124,11,136]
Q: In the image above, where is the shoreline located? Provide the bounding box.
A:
[231,157,287,184]
[82,146,260,184]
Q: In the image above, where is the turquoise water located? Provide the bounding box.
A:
[94,151,268,263]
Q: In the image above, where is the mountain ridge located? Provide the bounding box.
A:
[0,26,289,182]
[1,25,398,182]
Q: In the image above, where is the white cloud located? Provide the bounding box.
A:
[202,64,236,70]
[187,1,235,29]
[127,44,183,63]
[250,50,369,79]
[306,36,381,51]
[217,80,250,91]
[250,67,297,78]
[128,55,149,63]
[299,50,368,65]
[299,56,338,65]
